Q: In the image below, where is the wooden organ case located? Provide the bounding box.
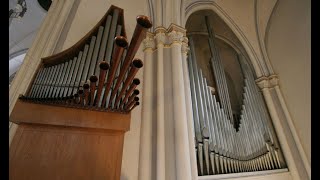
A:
[9,5,152,180]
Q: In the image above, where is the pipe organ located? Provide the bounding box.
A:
[9,5,152,180]
[188,17,286,176]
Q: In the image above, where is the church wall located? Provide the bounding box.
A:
[266,0,311,165]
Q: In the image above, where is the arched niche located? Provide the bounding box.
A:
[184,2,266,78]
[185,9,250,121]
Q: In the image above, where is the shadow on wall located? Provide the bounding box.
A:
[121,173,128,180]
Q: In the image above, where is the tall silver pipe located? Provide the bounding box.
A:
[204,80,217,152]
[63,57,77,97]
[60,58,75,97]
[28,68,43,97]
[36,66,52,98]
[48,63,64,98]
[52,61,68,98]
[208,92,221,153]
[105,9,119,64]
[68,51,83,96]
[30,68,45,98]
[205,16,234,124]
[44,64,60,98]
[187,53,202,143]
[77,44,90,86]
[189,37,208,138]
[82,36,97,82]
[199,74,213,174]
[97,15,112,66]
[92,26,104,76]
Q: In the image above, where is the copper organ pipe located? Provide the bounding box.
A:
[109,16,152,107]
[89,76,98,106]
[124,97,139,111]
[111,59,143,108]
[118,78,140,108]
[126,89,139,108]
[101,36,128,107]
[78,89,84,105]
[74,94,80,104]
[83,83,90,106]
[127,101,140,112]
[95,62,110,107]
[68,95,74,105]
[73,96,79,105]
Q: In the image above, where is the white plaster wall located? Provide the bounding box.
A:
[56,1,149,180]
[266,0,311,165]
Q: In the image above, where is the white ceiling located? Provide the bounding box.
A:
[9,0,47,77]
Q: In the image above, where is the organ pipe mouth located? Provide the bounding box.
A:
[99,61,110,70]
[89,75,98,82]
[132,59,143,68]
[115,36,128,48]
[134,97,139,101]
[83,83,90,89]
[132,78,140,85]
[135,102,140,106]
[136,15,152,29]
[133,89,140,95]
[78,89,84,95]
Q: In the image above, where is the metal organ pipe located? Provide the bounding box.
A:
[186,22,285,176]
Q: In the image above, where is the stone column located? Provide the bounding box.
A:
[256,75,306,180]
[168,29,192,180]
[138,33,155,180]
[155,27,166,180]
[9,0,76,146]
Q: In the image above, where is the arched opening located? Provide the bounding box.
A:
[185,9,286,177]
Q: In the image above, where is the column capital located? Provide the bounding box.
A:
[181,36,189,55]
[154,27,166,46]
[168,30,184,45]
[256,74,279,89]
[143,32,155,51]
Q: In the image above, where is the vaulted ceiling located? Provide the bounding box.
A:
[9,0,48,79]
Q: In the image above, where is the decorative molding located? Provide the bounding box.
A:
[181,36,189,55]
[143,32,155,51]
[144,24,188,50]
[256,74,279,89]
[168,23,186,36]
[154,27,166,46]
[168,30,184,45]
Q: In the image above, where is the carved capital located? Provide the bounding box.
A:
[168,30,184,45]
[256,74,279,89]
[181,44,189,55]
[143,32,155,51]
[268,74,279,87]
[155,32,166,46]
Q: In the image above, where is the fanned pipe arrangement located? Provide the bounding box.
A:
[188,33,286,176]
[205,16,234,125]
[20,6,152,113]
